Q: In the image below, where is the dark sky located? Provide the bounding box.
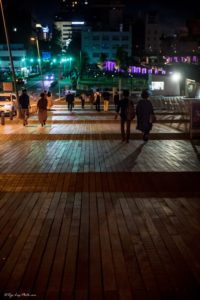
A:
[10,0,200,26]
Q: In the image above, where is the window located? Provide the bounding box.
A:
[93,36,100,41]
[102,36,109,41]
[122,36,129,41]
[112,36,119,41]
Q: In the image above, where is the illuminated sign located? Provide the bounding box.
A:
[151,82,164,90]
[72,22,85,25]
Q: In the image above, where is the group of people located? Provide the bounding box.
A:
[116,89,155,143]
[19,87,155,142]
[18,89,53,127]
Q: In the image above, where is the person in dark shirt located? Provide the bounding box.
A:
[136,89,155,141]
[19,89,30,126]
[116,90,135,143]
[114,91,119,110]
[102,89,110,111]
[66,91,74,111]
[37,92,48,126]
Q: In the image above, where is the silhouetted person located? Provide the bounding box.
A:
[136,89,155,141]
[37,92,48,126]
[19,89,30,126]
[114,91,119,110]
[116,90,135,143]
[66,91,74,111]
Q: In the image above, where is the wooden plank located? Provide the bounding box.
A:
[75,192,89,300]
[97,192,117,297]
[60,193,81,300]
[0,193,40,291]
[89,193,103,300]
[32,192,63,299]
[44,193,73,299]
[18,193,56,294]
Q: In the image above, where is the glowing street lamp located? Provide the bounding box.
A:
[171,72,181,82]
[30,36,44,89]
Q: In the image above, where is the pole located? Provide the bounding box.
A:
[0,0,19,116]
[35,37,45,90]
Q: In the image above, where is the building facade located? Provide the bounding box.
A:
[82,28,132,63]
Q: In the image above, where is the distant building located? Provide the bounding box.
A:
[0,44,26,70]
[54,20,86,49]
[82,28,132,63]
[145,11,161,54]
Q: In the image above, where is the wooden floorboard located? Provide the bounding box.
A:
[1,104,200,299]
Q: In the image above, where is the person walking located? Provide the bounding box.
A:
[66,91,74,112]
[79,92,85,109]
[37,92,48,127]
[115,90,135,143]
[114,91,119,111]
[102,89,110,112]
[89,91,95,109]
[19,89,30,126]
[136,89,155,141]
[46,91,53,110]
[94,89,101,112]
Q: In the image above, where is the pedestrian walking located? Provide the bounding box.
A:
[136,89,156,141]
[94,89,101,112]
[79,93,85,109]
[19,89,30,126]
[46,91,53,110]
[114,91,119,111]
[89,91,95,109]
[102,89,110,112]
[66,91,75,111]
[115,90,135,143]
[37,92,48,126]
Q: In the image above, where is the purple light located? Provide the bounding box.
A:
[104,61,116,71]
[148,69,153,74]
[192,56,198,62]
[142,68,147,74]
[136,67,141,73]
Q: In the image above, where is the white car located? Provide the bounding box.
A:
[0,93,17,116]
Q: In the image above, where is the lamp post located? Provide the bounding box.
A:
[30,37,44,90]
[0,0,19,114]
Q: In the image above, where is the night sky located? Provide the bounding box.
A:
[9,0,200,26]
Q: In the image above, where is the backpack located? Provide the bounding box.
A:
[126,100,135,120]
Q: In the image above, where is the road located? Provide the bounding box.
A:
[22,73,72,100]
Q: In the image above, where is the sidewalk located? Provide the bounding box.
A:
[0,101,200,300]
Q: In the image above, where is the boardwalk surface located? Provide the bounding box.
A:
[0,101,200,300]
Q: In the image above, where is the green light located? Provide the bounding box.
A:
[53,59,57,63]
[30,58,34,62]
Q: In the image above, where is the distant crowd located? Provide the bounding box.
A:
[19,88,156,142]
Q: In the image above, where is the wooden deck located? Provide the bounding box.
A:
[0,102,200,300]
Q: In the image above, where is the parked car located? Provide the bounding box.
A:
[0,93,17,116]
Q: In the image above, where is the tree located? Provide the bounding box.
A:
[50,24,62,56]
[80,51,89,75]
[115,47,129,72]
[98,52,108,70]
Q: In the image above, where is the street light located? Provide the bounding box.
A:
[30,36,44,90]
[171,72,181,82]
[0,0,19,114]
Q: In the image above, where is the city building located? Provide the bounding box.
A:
[54,20,86,49]
[0,44,26,73]
[81,28,132,63]
[145,11,161,54]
